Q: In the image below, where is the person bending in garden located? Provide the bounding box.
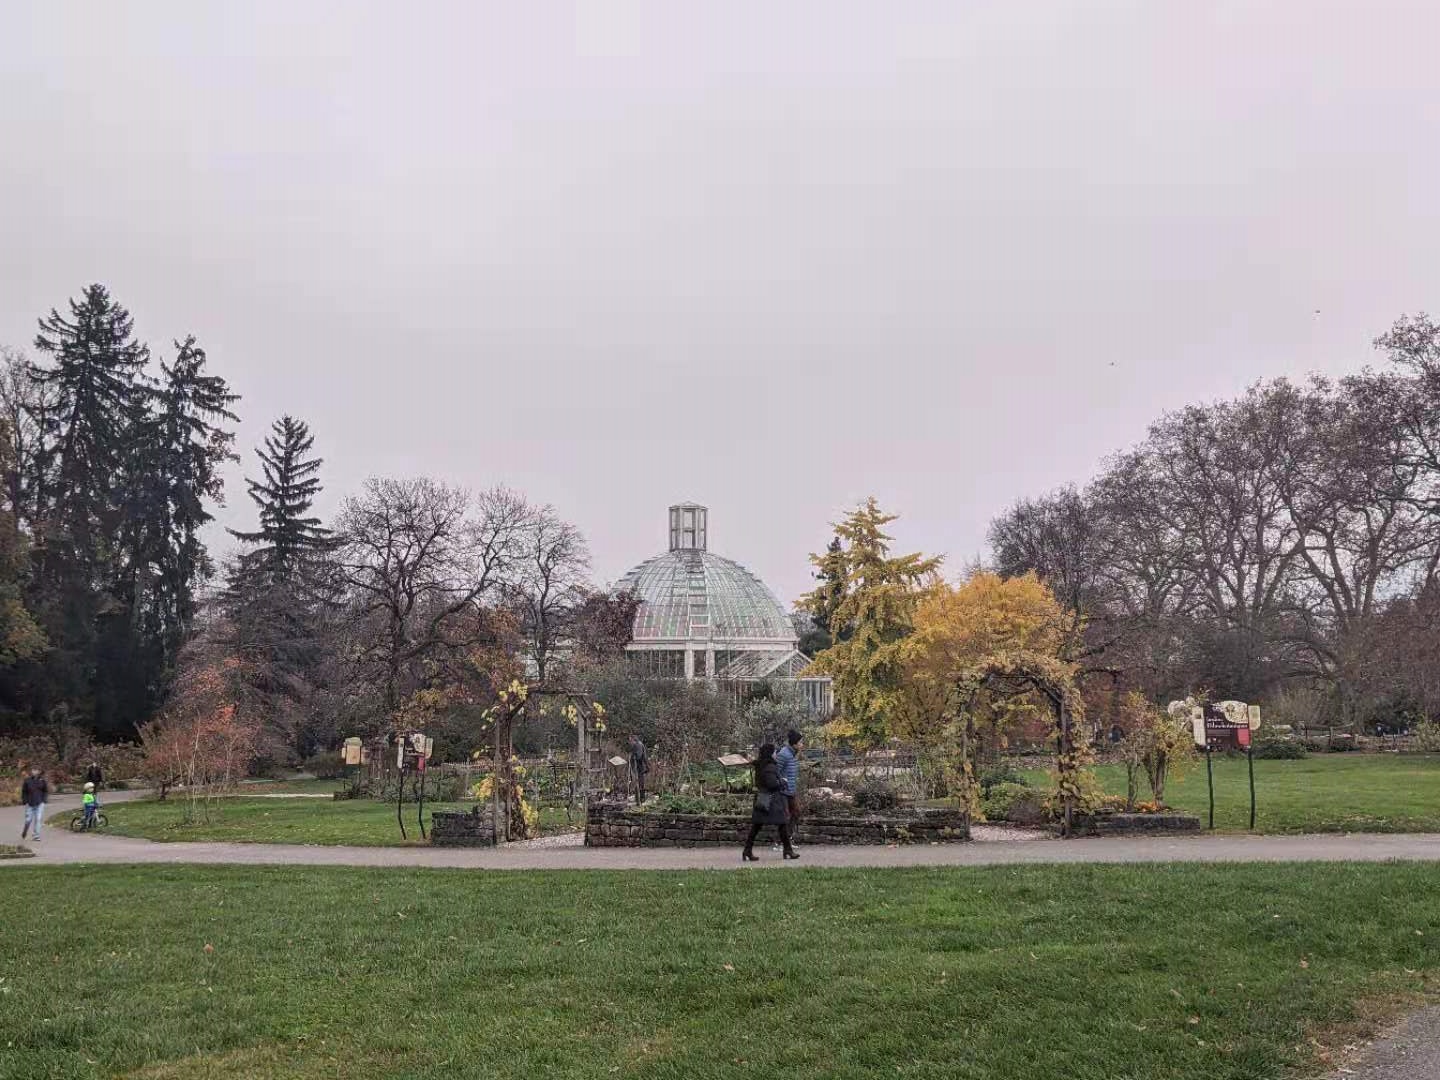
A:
[628,734,649,805]
[742,743,796,862]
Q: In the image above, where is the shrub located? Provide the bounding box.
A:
[992,787,1050,826]
[1119,694,1197,805]
[1252,737,1307,760]
[303,750,347,780]
[981,782,1032,821]
[853,779,902,811]
[650,792,735,815]
[1413,721,1440,753]
[978,764,1027,793]
[1301,736,1358,753]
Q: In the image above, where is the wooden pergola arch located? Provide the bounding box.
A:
[957,650,1088,837]
[481,682,607,843]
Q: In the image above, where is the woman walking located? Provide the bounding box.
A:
[742,743,798,862]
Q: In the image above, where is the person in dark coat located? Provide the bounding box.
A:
[20,767,49,842]
[627,735,649,805]
[742,743,797,861]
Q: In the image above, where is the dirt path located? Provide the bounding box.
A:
[6,792,1440,870]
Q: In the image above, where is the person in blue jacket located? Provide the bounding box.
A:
[775,728,803,830]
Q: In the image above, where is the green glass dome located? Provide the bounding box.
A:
[617,504,796,647]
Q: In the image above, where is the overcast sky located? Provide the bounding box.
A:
[3,2,1439,604]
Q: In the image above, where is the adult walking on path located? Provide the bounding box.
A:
[775,729,803,830]
[19,767,49,843]
[742,743,797,862]
[85,761,103,806]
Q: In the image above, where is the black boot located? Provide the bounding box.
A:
[742,849,759,862]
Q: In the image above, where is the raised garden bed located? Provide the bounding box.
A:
[1075,811,1201,835]
[429,808,497,847]
[585,800,970,847]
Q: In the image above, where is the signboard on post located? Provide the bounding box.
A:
[1203,706,1251,750]
[342,737,363,767]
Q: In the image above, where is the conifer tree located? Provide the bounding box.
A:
[228,416,331,582]
[134,337,239,655]
[28,285,154,735]
[802,498,940,745]
[30,284,152,582]
[224,417,335,756]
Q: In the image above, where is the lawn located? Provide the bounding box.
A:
[84,793,578,846]
[1022,753,1440,833]
[0,864,1436,1079]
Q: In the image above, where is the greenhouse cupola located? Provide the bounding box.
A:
[616,504,832,714]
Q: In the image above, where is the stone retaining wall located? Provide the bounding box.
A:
[1080,811,1201,835]
[430,808,497,847]
[585,801,970,847]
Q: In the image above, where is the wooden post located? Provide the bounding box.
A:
[1205,744,1215,830]
[1247,743,1256,830]
[492,713,507,846]
[1059,698,1074,838]
[576,705,588,807]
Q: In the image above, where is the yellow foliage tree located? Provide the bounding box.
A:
[899,571,1069,746]
[801,498,941,746]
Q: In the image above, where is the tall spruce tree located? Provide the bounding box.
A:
[225,416,335,756]
[228,416,331,581]
[29,285,154,735]
[133,337,239,663]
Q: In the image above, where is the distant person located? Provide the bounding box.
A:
[81,782,98,827]
[628,735,649,804]
[20,766,48,842]
[742,743,796,862]
[775,729,804,831]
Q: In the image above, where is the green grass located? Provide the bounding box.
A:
[79,795,578,846]
[1022,753,1440,833]
[232,778,343,795]
[0,864,1436,1079]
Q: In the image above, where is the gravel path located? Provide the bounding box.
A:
[1324,1007,1440,1080]
[7,792,1440,870]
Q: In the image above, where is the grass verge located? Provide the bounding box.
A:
[71,794,576,846]
[1021,753,1440,832]
[0,863,1436,1079]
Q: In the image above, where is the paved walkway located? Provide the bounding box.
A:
[7,792,1440,870]
[1324,1007,1440,1080]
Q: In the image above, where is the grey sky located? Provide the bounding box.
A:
[3,2,1438,604]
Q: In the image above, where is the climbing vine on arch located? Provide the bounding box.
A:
[475,680,607,842]
[956,649,1096,837]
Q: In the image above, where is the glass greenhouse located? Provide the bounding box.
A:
[617,504,833,715]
